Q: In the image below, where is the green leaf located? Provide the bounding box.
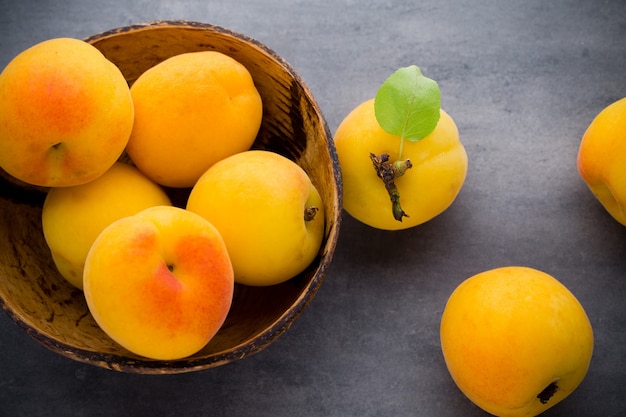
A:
[374,65,441,142]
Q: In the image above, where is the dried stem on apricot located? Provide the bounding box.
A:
[304,206,319,222]
[369,152,412,222]
[537,380,559,404]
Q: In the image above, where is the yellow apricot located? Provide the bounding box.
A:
[126,51,263,188]
[42,162,172,289]
[577,97,626,225]
[334,98,467,230]
[440,266,594,417]
[186,150,324,286]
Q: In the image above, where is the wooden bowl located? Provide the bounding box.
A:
[0,20,342,374]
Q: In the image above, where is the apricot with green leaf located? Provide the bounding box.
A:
[334,66,467,230]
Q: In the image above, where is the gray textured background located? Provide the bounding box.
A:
[1,1,625,416]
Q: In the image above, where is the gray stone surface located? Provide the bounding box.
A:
[1,0,625,416]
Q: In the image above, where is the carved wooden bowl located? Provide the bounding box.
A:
[0,20,342,374]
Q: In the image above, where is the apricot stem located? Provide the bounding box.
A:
[537,380,559,404]
[304,206,319,222]
[394,159,413,175]
[369,152,412,221]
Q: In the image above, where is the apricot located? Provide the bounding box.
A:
[186,150,324,286]
[440,266,594,417]
[126,51,263,188]
[0,38,133,187]
[83,206,234,360]
[577,97,626,225]
[334,98,467,230]
[42,162,172,289]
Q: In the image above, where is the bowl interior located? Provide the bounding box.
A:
[0,20,341,374]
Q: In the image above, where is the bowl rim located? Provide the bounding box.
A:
[0,19,343,374]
